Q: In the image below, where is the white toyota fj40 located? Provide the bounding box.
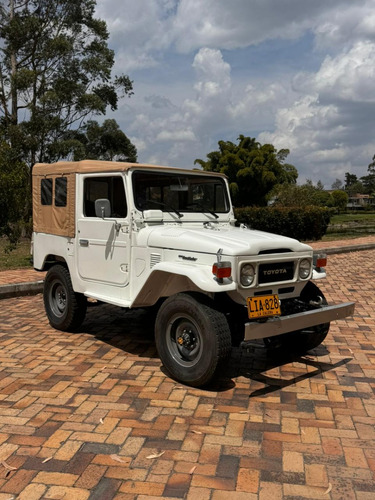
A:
[32,160,355,386]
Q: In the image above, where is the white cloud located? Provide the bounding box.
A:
[95,0,375,184]
[156,129,196,141]
[95,1,174,71]
[122,48,234,165]
[259,41,375,183]
[192,48,231,95]
[97,0,370,69]
[295,41,375,103]
[313,3,375,50]
[122,47,294,168]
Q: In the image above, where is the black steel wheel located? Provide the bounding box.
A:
[155,294,232,387]
[44,264,87,332]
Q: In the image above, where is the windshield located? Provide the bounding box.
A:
[132,171,230,214]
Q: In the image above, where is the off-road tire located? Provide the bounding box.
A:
[155,293,232,387]
[44,264,87,332]
[264,281,330,354]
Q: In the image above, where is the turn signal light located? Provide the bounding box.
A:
[212,261,232,280]
[314,252,327,268]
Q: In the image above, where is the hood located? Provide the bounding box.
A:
[146,224,312,256]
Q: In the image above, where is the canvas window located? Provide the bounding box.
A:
[55,177,67,207]
[41,178,53,206]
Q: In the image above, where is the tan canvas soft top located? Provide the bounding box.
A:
[32,160,226,238]
[32,161,140,238]
[32,159,225,177]
[33,159,137,176]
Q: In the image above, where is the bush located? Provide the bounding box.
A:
[234,206,332,241]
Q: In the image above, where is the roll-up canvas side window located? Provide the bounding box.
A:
[41,179,53,205]
[55,177,67,207]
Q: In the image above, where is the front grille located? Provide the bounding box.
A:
[258,261,294,284]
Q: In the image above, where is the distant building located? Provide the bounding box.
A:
[347,193,375,210]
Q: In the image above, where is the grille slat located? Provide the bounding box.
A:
[150,253,161,268]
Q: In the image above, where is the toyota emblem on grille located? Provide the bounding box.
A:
[263,268,287,275]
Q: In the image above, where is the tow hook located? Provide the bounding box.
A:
[309,296,324,307]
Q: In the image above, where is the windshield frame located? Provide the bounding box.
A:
[131,170,230,216]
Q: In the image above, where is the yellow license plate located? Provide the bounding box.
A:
[247,294,281,319]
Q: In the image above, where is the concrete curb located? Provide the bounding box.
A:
[1,243,375,300]
[0,280,44,300]
[314,243,375,255]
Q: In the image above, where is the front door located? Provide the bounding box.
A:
[77,174,130,286]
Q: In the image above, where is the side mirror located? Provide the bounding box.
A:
[95,199,111,218]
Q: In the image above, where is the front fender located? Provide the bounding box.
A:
[130,262,236,307]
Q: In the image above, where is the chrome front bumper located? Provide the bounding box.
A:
[244,302,355,341]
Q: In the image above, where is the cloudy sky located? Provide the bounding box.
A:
[95,0,375,187]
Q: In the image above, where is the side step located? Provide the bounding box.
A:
[84,292,131,308]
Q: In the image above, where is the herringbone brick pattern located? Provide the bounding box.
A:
[0,250,374,499]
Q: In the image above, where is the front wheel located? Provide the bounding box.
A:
[155,294,232,387]
[264,281,330,354]
[44,264,87,332]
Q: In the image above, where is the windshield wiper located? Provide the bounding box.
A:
[144,200,184,218]
[188,202,219,219]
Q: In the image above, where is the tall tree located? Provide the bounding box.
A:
[331,178,343,190]
[344,172,364,196]
[361,173,375,195]
[0,0,133,167]
[360,154,375,195]
[194,135,298,206]
[344,172,358,189]
[368,154,375,174]
[68,119,137,162]
[0,140,29,246]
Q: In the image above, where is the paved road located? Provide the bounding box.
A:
[0,250,374,499]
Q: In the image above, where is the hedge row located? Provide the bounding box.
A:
[234,206,332,241]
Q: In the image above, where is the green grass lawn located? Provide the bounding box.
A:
[330,212,375,224]
[0,238,32,271]
[326,211,375,239]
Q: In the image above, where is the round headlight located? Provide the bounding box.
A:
[299,259,311,279]
[240,264,255,287]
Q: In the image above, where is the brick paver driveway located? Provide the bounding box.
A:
[0,250,374,500]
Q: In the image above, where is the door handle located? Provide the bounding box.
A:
[79,239,89,247]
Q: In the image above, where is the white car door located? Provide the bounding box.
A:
[77,174,130,286]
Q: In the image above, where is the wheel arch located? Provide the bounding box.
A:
[131,264,236,308]
[131,270,211,308]
[39,254,68,271]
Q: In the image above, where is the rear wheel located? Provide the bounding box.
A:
[155,293,232,387]
[264,281,330,353]
[44,264,87,332]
